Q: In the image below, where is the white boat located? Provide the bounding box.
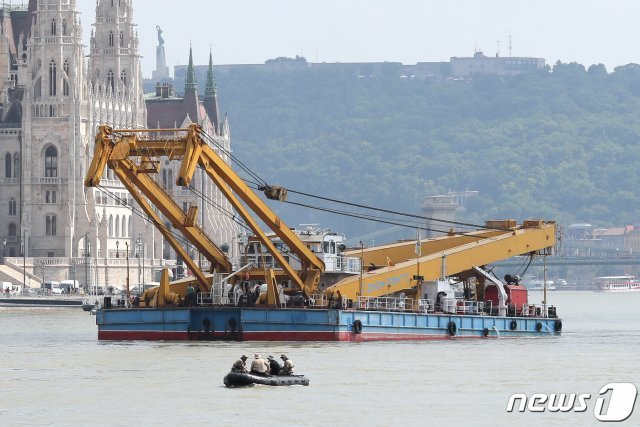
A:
[520,279,556,291]
[594,275,640,292]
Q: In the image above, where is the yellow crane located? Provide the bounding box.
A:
[325,219,557,301]
[85,124,324,306]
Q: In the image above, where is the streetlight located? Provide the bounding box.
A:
[115,240,120,258]
[40,260,45,293]
[125,241,130,301]
[84,234,91,295]
[136,235,145,285]
[22,228,27,295]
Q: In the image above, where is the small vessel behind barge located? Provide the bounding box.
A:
[85,125,561,341]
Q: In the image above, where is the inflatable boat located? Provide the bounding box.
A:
[223,372,310,387]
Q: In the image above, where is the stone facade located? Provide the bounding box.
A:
[0,0,150,288]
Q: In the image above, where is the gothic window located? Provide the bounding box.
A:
[162,169,167,188]
[45,146,58,177]
[111,0,114,6]
[63,60,70,96]
[107,70,114,90]
[122,216,127,237]
[119,31,124,47]
[45,191,57,203]
[9,223,17,236]
[109,31,114,47]
[46,215,57,236]
[4,153,10,177]
[51,19,56,36]
[120,70,127,86]
[13,153,19,178]
[49,60,57,96]
[9,199,16,215]
[115,216,120,237]
[62,19,67,36]
[128,216,133,237]
[168,169,173,190]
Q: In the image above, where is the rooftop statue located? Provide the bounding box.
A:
[156,25,164,46]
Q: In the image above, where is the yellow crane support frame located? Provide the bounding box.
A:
[85,124,325,298]
[175,124,324,297]
[326,220,556,301]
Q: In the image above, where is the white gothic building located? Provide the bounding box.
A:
[0,0,234,288]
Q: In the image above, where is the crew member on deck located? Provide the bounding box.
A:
[280,354,294,375]
[185,284,195,307]
[267,355,281,375]
[231,355,249,373]
[250,354,269,376]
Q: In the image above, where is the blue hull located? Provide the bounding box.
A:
[95,307,562,341]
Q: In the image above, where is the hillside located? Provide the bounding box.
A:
[149,62,640,243]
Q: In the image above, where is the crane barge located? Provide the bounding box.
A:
[84,124,562,341]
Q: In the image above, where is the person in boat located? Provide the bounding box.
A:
[250,353,270,376]
[267,355,281,375]
[280,354,294,375]
[231,355,249,373]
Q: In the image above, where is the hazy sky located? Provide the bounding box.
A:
[72,0,640,78]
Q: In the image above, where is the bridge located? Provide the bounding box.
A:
[492,255,640,267]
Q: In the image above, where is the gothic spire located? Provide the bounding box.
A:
[205,49,217,97]
[184,43,198,92]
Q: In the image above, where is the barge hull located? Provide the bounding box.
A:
[96,307,561,341]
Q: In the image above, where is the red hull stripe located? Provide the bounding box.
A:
[98,329,497,341]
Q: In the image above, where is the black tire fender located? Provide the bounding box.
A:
[509,320,517,331]
[554,319,563,333]
[353,319,363,334]
[447,321,457,336]
[535,322,543,332]
[482,327,489,337]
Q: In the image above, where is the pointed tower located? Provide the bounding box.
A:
[180,45,200,122]
[204,50,221,135]
[88,0,145,127]
[21,0,87,258]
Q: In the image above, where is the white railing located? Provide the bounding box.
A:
[418,298,435,313]
[309,293,326,308]
[455,300,485,315]
[357,296,414,312]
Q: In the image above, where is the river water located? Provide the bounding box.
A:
[1,291,638,427]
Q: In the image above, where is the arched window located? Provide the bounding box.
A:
[46,215,57,236]
[107,70,114,90]
[9,198,16,215]
[13,153,19,178]
[119,31,124,47]
[128,216,133,237]
[9,223,17,236]
[45,146,58,177]
[4,153,11,178]
[121,215,126,237]
[115,215,120,237]
[168,169,173,190]
[62,19,67,36]
[49,60,57,96]
[120,70,127,86]
[109,31,114,47]
[51,19,56,36]
[108,215,113,237]
[63,60,70,96]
